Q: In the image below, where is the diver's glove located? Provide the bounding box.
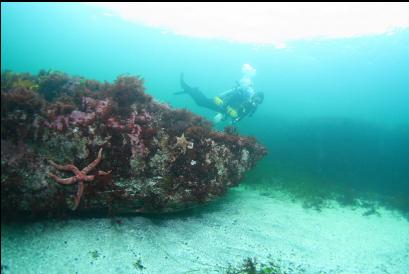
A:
[213,113,224,124]
[231,117,241,125]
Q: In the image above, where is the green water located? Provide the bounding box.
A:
[3,2,408,206]
[2,3,409,273]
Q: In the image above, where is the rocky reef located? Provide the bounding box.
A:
[1,70,267,218]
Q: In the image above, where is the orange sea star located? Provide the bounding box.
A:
[48,148,111,210]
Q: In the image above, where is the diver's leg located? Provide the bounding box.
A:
[175,74,220,111]
[191,91,220,111]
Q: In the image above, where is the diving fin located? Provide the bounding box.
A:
[176,73,195,95]
[180,73,192,91]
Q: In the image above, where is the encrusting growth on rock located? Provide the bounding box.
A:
[1,70,267,217]
[48,148,111,210]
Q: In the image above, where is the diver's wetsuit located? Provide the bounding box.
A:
[175,74,258,123]
[175,74,221,112]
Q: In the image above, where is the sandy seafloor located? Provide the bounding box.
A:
[2,186,409,274]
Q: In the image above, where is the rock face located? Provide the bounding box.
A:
[1,70,267,218]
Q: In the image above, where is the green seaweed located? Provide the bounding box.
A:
[89,250,100,259]
[225,257,287,274]
[132,258,145,270]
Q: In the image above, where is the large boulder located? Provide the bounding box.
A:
[1,70,267,218]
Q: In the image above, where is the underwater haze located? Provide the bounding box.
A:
[2,2,409,273]
[2,2,408,202]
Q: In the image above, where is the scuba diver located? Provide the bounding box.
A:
[174,64,264,125]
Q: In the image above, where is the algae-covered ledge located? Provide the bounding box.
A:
[1,70,267,217]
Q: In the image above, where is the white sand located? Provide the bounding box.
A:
[2,187,409,274]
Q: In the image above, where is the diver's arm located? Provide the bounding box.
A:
[230,103,256,124]
[231,117,241,125]
[248,105,258,117]
[219,87,238,99]
[230,108,246,125]
[220,81,240,96]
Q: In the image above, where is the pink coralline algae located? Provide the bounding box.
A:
[105,111,148,158]
[44,115,70,131]
[126,114,144,156]
[43,111,96,131]
[82,97,111,119]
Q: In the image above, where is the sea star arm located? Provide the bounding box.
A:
[49,160,81,175]
[48,173,78,185]
[81,148,103,175]
[73,182,84,210]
